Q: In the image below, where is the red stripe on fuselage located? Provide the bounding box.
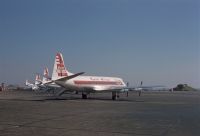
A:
[74,80,123,85]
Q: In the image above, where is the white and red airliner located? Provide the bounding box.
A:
[51,52,127,100]
[25,74,42,90]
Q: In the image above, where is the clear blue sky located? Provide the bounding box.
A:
[0,0,199,88]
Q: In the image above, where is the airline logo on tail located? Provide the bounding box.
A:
[52,53,69,80]
[44,67,49,77]
[42,67,51,83]
[56,53,68,77]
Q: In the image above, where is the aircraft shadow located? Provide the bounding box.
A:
[42,96,145,102]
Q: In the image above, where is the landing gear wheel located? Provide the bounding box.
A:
[82,93,87,99]
[112,95,117,100]
[112,92,117,100]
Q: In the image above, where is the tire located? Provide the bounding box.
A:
[112,95,116,100]
[82,93,87,99]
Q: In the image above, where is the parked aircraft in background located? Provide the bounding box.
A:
[42,67,51,84]
[25,74,41,90]
[25,68,52,91]
[41,67,61,89]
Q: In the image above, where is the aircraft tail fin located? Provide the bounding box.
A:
[42,67,50,83]
[35,74,42,85]
[52,52,73,80]
[26,80,34,87]
[25,80,30,86]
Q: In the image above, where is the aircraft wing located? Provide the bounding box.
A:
[91,86,126,93]
[55,72,85,82]
[53,72,85,89]
[96,86,167,93]
[81,86,156,93]
[127,85,167,91]
[43,72,85,84]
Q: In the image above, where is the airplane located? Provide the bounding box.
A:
[25,68,53,91]
[40,67,61,89]
[25,80,39,90]
[25,65,64,92]
[50,52,128,100]
[35,74,42,85]
[25,74,41,90]
[42,67,51,84]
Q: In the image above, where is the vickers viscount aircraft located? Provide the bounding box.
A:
[50,53,128,100]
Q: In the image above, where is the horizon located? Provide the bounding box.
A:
[0,0,199,88]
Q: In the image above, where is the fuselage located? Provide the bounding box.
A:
[56,75,126,92]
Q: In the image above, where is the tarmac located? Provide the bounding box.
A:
[0,90,200,136]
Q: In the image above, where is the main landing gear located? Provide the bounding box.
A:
[82,93,88,99]
[112,92,119,100]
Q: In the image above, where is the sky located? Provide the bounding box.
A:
[0,0,199,88]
